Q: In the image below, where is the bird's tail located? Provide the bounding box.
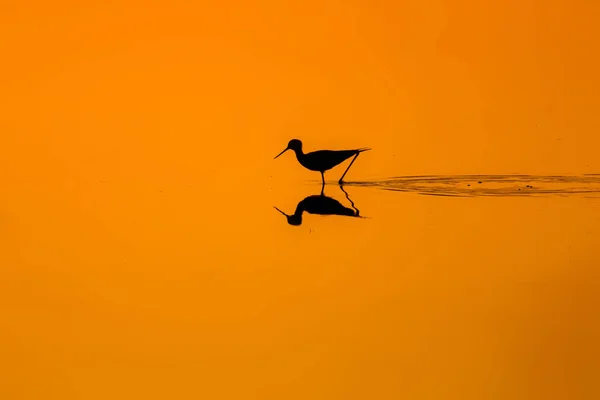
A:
[357,147,372,153]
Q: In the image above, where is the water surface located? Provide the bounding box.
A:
[2,0,600,398]
[3,171,598,399]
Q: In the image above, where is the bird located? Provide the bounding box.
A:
[274,188,362,226]
[274,139,371,185]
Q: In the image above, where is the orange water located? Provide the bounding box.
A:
[1,1,599,399]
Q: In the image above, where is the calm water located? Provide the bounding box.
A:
[2,1,600,398]
[2,170,599,399]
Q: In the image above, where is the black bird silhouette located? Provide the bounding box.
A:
[274,139,371,185]
[274,186,363,226]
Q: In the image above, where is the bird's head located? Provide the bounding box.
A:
[273,206,302,226]
[274,139,302,159]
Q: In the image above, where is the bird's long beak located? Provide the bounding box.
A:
[274,147,289,159]
[273,206,290,217]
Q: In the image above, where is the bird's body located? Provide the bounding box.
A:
[274,192,360,226]
[298,194,357,217]
[296,149,369,172]
[274,139,370,185]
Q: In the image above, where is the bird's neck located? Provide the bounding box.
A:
[292,148,304,161]
[293,203,306,216]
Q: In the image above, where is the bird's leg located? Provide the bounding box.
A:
[339,185,360,216]
[320,182,325,196]
[320,171,325,187]
[338,153,360,184]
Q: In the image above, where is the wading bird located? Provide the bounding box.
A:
[273,186,362,226]
[274,139,370,185]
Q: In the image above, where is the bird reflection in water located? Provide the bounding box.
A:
[274,185,364,226]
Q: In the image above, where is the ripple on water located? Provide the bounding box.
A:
[342,174,600,197]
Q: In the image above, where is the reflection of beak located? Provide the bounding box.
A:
[273,206,290,217]
[274,147,289,159]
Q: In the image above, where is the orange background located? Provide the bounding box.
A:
[1,1,599,399]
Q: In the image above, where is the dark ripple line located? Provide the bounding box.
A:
[341,174,600,197]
